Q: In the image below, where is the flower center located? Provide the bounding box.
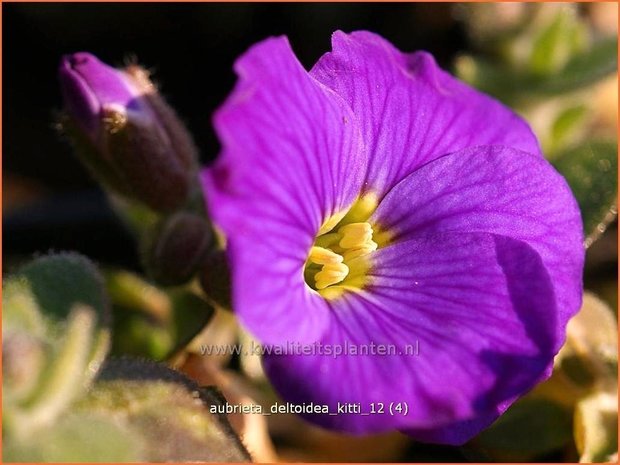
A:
[304,194,382,299]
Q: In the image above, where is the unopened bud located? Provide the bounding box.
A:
[146,212,213,286]
[199,250,232,310]
[58,52,198,212]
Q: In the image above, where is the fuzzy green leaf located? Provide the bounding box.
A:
[78,358,250,462]
[17,252,110,327]
[475,398,573,459]
[552,140,617,245]
[3,413,142,462]
[537,37,618,95]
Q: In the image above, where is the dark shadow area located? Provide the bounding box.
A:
[3,3,466,268]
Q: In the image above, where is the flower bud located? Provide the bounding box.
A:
[58,53,198,212]
[199,250,232,310]
[145,212,214,286]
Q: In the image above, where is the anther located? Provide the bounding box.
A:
[308,246,344,265]
[306,209,381,294]
[338,223,373,249]
[342,240,378,262]
[314,262,349,289]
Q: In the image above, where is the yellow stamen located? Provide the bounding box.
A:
[342,240,378,262]
[338,223,373,249]
[314,262,349,289]
[308,246,343,265]
[303,194,386,297]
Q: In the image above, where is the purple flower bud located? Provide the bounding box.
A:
[59,53,198,212]
[145,212,214,286]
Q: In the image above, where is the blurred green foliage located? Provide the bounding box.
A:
[2,254,248,462]
[3,253,110,439]
[457,3,618,246]
[475,399,574,460]
[553,141,617,245]
[107,269,215,360]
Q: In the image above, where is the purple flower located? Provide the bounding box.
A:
[59,53,197,212]
[59,53,143,143]
[201,31,584,444]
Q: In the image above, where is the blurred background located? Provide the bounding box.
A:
[3,3,618,463]
[4,2,465,270]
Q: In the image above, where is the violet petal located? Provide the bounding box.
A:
[202,36,366,344]
[311,31,542,198]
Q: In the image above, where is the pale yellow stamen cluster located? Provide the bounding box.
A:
[314,262,350,290]
[308,246,342,265]
[338,223,378,262]
[339,223,372,248]
[307,222,378,290]
[304,194,383,298]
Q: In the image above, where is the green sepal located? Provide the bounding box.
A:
[106,270,214,360]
